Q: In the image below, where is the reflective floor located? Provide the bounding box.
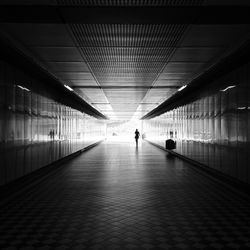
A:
[0,140,250,250]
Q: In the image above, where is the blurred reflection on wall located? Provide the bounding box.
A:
[144,62,250,184]
[0,61,106,186]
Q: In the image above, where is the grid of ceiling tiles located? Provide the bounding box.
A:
[57,0,204,6]
[69,24,187,119]
[56,0,204,120]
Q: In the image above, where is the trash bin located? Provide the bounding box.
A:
[165,139,176,150]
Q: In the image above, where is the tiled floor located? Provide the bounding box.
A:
[0,140,250,250]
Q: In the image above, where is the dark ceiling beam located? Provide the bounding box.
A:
[0,6,250,24]
[72,86,180,89]
[141,40,250,120]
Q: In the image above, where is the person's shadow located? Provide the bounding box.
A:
[166,152,175,160]
[135,144,139,161]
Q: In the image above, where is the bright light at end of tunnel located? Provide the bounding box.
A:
[64,85,73,91]
[178,85,187,92]
[220,85,236,92]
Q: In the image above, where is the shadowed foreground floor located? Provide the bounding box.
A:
[0,140,250,250]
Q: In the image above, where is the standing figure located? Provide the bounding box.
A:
[134,129,140,145]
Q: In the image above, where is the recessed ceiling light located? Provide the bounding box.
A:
[220,85,236,92]
[64,85,73,91]
[177,85,187,92]
[237,106,250,110]
[16,85,30,91]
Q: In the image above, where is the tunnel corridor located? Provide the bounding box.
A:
[1,1,250,249]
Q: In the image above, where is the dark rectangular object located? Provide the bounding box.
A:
[165,139,176,150]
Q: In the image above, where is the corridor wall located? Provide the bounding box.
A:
[144,62,250,185]
[0,60,106,186]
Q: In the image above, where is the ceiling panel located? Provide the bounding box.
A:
[158,73,191,80]
[171,47,224,62]
[31,47,83,61]
[46,62,89,71]
[5,0,250,6]
[68,23,188,119]
[154,80,182,87]
[142,89,176,103]
[1,24,74,46]
[93,104,113,111]
[181,25,250,47]
[77,89,108,103]
[99,81,153,87]
[162,62,205,73]
[57,72,95,80]
[68,80,98,87]
[0,0,57,5]
[56,0,204,6]
[136,104,157,113]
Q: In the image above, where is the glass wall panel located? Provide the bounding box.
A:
[0,60,106,186]
[144,62,250,185]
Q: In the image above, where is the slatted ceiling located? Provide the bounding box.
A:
[154,80,183,87]
[47,62,90,71]
[66,22,188,119]
[104,89,147,97]
[71,24,187,47]
[82,54,173,63]
[5,3,249,121]
[57,0,204,6]
[0,0,56,5]
[77,89,108,103]
[181,25,250,47]
[57,72,95,80]
[112,107,140,112]
[96,77,156,82]
[94,104,113,111]
[158,73,191,80]
[111,105,140,111]
[99,82,153,87]
[143,96,171,104]
[81,48,173,59]
[136,104,157,111]
[112,103,139,107]
[31,47,83,61]
[91,62,166,69]
[69,80,98,86]
[1,24,74,46]
[142,89,176,103]
[94,68,160,74]
[104,111,143,115]
[112,104,140,109]
[105,98,144,104]
[94,73,158,78]
[171,47,224,62]
[162,62,205,73]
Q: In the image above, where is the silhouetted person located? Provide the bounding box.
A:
[135,129,140,145]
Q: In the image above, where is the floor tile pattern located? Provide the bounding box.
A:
[0,140,250,249]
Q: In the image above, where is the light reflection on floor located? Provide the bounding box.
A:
[106,135,140,143]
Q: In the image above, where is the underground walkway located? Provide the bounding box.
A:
[0,140,250,250]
